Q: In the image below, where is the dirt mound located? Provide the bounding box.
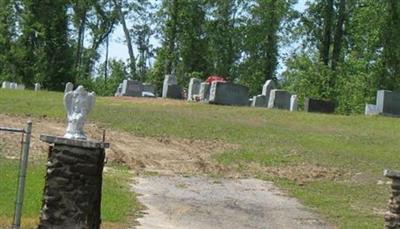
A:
[0,114,236,175]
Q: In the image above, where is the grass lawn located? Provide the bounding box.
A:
[1,89,399,228]
[0,154,139,229]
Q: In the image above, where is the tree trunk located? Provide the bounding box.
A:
[331,0,346,70]
[75,8,87,78]
[265,0,278,81]
[320,0,334,65]
[165,0,178,75]
[115,0,136,79]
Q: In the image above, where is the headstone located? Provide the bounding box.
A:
[2,81,10,89]
[209,82,249,106]
[121,80,143,97]
[267,90,292,110]
[365,104,379,115]
[290,95,298,112]
[165,84,182,99]
[376,90,400,116]
[199,82,210,102]
[262,80,277,97]
[251,95,268,107]
[17,84,25,90]
[304,98,335,114]
[187,78,202,101]
[115,83,123,97]
[162,75,180,98]
[10,82,17,89]
[143,83,156,95]
[34,83,41,91]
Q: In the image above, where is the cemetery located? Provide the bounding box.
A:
[0,1,399,228]
[0,86,399,229]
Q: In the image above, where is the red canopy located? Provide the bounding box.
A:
[206,76,226,84]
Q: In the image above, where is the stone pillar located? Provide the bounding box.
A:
[38,135,109,229]
[384,170,400,229]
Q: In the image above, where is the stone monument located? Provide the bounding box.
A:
[34,83,41,91]
[268,90,292,110]
[38,83,108,229]
[384,170,400,229]
[162,74,182,99]
[209,82,249,106]
[187,78,202,101]
[290,95,298,112]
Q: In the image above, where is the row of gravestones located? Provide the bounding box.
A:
[184,77,335,113]
[1,81,41,91]
[365,90,400,117]
[115,80,156,97]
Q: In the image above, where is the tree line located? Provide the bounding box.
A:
[0,0,399,114]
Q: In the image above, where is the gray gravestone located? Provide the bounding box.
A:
[199,82,210,102]
[143,83,156,95]
[304,98,335,113]
[268,90,292,110]
[376,90,400,116]
[251,95,268,107]
[187,78,202,101]
[121,80,143,97]
[290,95,298,112]
[162,74,181,99]
[17,84,25,90]
[209,82,249,106]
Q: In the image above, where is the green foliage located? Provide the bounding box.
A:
[93,59,129,96]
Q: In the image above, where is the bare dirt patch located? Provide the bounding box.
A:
[0,114,236,175]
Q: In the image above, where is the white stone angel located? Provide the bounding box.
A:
[63,83,96,140]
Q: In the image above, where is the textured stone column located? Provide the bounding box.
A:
[38,135,109,229]
[384,170,400,229]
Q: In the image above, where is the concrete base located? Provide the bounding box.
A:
[38,135,108,229]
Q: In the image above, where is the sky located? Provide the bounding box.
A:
[101,0,308,66]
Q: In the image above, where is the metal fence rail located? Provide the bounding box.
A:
[0,121,32,229]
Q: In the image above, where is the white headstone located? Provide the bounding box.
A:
[187,78,202,101]
[34,83,41,91]
[262,80,277,96]
[290,95,298,112]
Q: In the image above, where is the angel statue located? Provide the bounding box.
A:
[63,83,96,140]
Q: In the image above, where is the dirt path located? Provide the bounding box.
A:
[0,114,333,228]
[132,176,332,229]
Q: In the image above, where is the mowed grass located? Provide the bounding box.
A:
[1,89,400,228]
[0,154,139,228]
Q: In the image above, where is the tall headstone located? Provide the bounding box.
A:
[115,83,123,97]
[34,83,41,91]
[262,80,277,97]
[162,74,181,99]
[38,84,107,229]
[187,78,202,101]
[290,95,298,112]
[209,82,249,106]
[267,90,292,110]
[376,90,400,116]
[10,82,17,89]
[304,98,335,114]
[121,80,143,97]
[199,82,210,102]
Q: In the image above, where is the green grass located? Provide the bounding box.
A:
[1,89,399,228]
[0,155,139,228]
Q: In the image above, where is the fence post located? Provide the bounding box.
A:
[12,120,32,229]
